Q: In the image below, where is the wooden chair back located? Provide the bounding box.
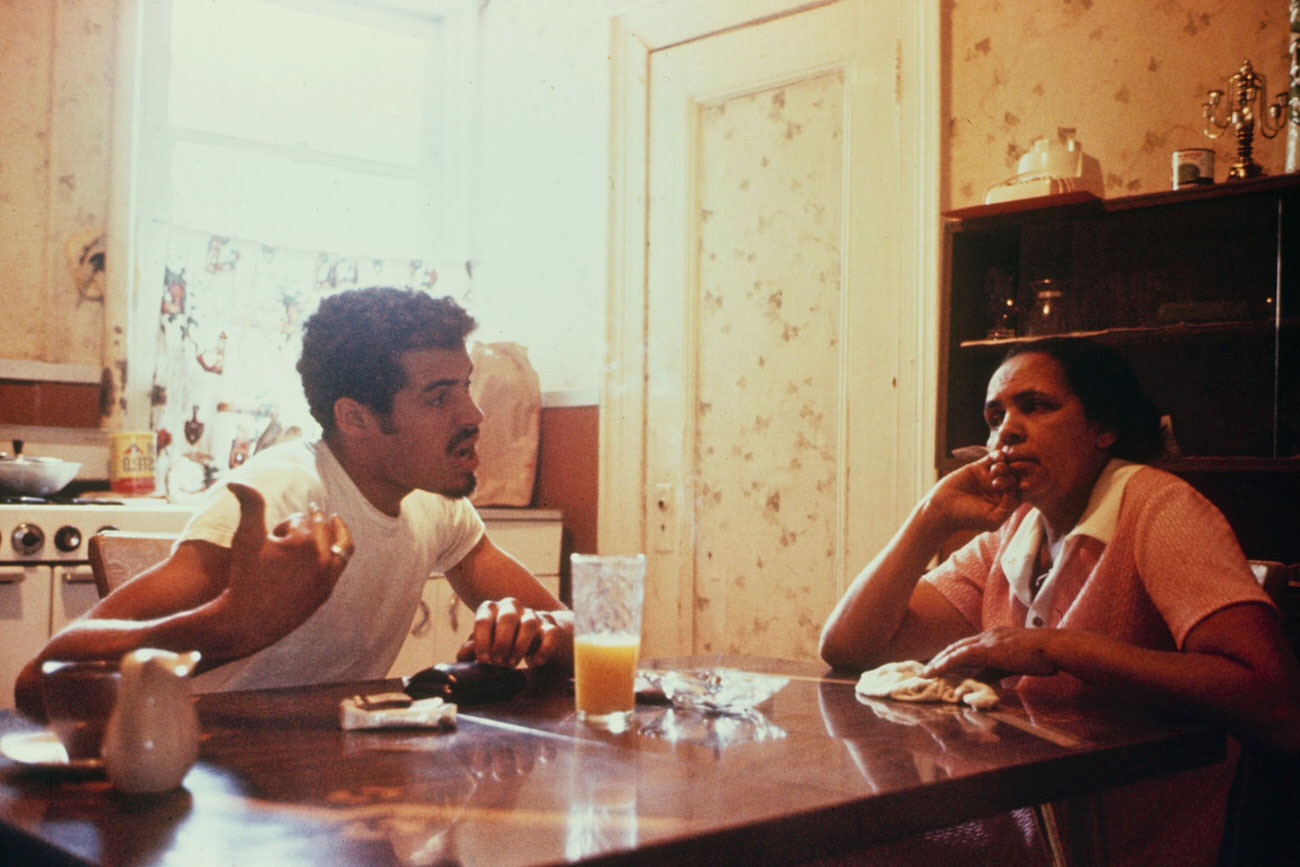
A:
[87,531,178,598]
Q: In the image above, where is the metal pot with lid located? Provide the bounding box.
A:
[0,439,81,497]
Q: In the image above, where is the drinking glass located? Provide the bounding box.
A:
[571,553,646,728]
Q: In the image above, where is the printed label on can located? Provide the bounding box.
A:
[1173,149,1215,189]
[109,432,157,495]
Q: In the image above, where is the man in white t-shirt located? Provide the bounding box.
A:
[15,288,571,716]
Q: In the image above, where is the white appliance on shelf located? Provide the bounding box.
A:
[984,127,1104,205]
[0,499,195,710]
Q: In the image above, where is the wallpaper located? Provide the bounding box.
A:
[692,72,844,661]
[947,0,1293,208]
[0,0,115,367]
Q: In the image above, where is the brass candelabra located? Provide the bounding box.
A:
[1202,58,1289,179]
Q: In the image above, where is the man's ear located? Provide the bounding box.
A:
[333,397,376,437]
[1094,427,1117,450]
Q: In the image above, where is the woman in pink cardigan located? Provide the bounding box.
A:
[820,337,1300,865]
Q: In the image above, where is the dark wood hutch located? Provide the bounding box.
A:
[938,173,1300,566]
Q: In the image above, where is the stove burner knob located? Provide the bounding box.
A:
[12,523,44,556]
[55,525,83,553]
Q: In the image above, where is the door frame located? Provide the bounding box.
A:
[601,0,941,653]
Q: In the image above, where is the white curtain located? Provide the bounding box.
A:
[147,224,469,501]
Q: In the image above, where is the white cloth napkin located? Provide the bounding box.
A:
[855,660,998,710]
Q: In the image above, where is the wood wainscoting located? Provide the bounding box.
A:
[535,403,598,602]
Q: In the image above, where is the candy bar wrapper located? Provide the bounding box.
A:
[339,693,458,730]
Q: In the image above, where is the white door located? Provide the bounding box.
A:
[605,1,939,660]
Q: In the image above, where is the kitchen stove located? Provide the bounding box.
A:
[0,497,195,710]
[0,497,195,563]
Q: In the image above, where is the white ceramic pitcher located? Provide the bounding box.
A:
[102,648,202,794]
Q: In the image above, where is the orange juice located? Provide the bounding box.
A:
[574,635,640,717]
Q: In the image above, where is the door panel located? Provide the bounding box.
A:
[621,0,936,660]
[691,72,845,658]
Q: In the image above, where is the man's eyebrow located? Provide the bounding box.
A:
[419,377,463,394]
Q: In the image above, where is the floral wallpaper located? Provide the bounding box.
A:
[0,0,115,369]
[692,72,844,661]
[146,225,465,501]
[947,0,1294,209]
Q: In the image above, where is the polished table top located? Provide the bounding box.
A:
[1,655,1224,865]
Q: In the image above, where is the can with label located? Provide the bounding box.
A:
[109,432,157,495]
[1172,148,1215,189]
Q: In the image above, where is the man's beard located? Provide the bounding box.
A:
[443,472,477,499]
[442,426,479,499]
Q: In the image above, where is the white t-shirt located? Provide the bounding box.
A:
[185,439,484,693]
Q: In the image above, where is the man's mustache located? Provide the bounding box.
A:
[447,426,480,453]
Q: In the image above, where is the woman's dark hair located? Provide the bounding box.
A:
[297,287,477,435]
[1004,337,1163,463]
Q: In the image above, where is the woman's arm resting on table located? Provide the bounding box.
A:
[924,602,1300,753]
[445,534,573,669]
[820,455,1018,671]
[13,483,352,720]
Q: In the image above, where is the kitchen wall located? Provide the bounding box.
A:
[946,0,1292,209]
[469,0,625,398]
[0,0,115,371]
[2,0,1294,522]
[3,0,1292,396]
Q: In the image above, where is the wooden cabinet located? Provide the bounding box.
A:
[386,509,564,678]
[939,174,1300,562]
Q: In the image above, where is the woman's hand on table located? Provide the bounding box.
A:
[457,598,574,668]
[923,626,1061,680]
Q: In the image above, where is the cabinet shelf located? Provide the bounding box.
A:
[936,454,1300,477]
[958,318,1295,350]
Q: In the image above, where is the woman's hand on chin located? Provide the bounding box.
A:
[924,453,1022,535]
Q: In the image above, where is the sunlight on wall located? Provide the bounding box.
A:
[469,0,626,397]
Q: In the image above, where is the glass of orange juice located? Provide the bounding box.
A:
[571,553,646,728]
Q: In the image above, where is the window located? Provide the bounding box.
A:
[119,0,479,431]
[132,0,475,257]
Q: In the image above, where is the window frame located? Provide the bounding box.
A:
[110,0,479,429]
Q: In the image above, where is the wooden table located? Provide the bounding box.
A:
[1,655,1224,866]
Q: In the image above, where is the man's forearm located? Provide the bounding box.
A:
[13,594,277,720]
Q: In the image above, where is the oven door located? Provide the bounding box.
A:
[0,564,53,711]
[50,564,99,634]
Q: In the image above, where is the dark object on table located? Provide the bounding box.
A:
[403,661,527,705]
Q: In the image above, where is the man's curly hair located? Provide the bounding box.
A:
[297,287,477,435]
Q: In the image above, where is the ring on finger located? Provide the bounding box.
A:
[329,543,350,562]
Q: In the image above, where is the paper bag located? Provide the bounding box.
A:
[469,342,541,506]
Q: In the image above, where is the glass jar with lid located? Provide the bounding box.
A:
[1026,279,1069,335]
